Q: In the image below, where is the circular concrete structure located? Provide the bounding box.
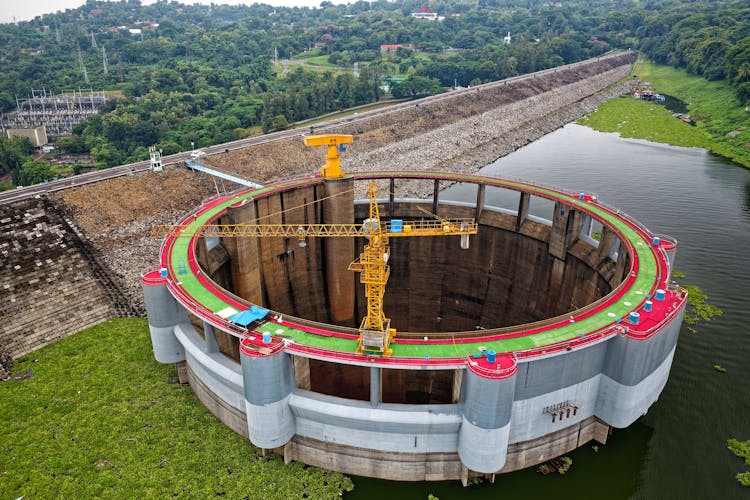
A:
[143,171,686,483]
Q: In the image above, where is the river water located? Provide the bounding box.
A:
[347,124,750,499]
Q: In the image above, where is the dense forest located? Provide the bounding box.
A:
[0,0,748,185]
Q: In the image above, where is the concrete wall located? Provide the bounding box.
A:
[0,198,121,359]
[148,306,682,480]
[322,178,356,325]
[290,391,462,453]
[252,186,331,324]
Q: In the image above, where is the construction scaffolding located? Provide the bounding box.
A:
[0,88,107,137]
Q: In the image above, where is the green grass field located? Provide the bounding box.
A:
[578,59,750,168]
[0,319,353,499]
[291,48,323,59]
[274,62,350,78]
[304,55,336,67]
[578,96,715,148]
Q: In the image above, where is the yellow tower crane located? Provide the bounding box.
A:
[153,134,477,355]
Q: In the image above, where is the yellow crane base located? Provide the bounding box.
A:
[356,328,396,356]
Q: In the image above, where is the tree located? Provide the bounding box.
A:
[90,142,125,167]
[15,158,54,185]
[0,137,33,177]
[736,84,750,107]
[334,73,355,108]
[735,64,750,85]
[390,75,443,99]
[267,114,289,132]
[56,135,89,154]
[0,92,14,113]
[5,0,748,168]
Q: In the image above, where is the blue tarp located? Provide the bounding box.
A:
[228,305,270,326]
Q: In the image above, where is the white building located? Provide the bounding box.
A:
[7,126,47,148]
[411,5,440,21]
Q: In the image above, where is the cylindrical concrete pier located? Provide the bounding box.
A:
[458,357,517,473]
[141,270,187,363]
[240,338,296,449]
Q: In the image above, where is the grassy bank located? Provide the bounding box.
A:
[0,318,353,499]
[578,60,750,168]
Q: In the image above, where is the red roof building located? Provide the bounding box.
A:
[380,44,416,52]
[412,5,439,20]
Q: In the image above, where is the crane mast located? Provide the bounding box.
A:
[348,182,394,354]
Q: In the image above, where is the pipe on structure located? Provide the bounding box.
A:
[655,235,678,280]
[141,270,187,363]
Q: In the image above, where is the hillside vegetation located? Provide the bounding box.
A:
[0,0,748,186]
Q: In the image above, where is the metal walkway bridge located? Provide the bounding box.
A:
[185,160,264,192]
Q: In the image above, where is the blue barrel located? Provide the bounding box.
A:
[652,236,660,246]
[262,332,271,344]
[487,350,496,363]
[390,219,403,233]
[644,300,653,312]
[629,312,640,325]
[159,267,168,278]
[655,289,666,301]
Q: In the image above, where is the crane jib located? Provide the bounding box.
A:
[152,219,478,238]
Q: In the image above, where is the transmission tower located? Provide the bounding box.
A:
[102,47,109,75]
[77,40,89,84]
[116,52,125,83]
[90,31,97,48]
